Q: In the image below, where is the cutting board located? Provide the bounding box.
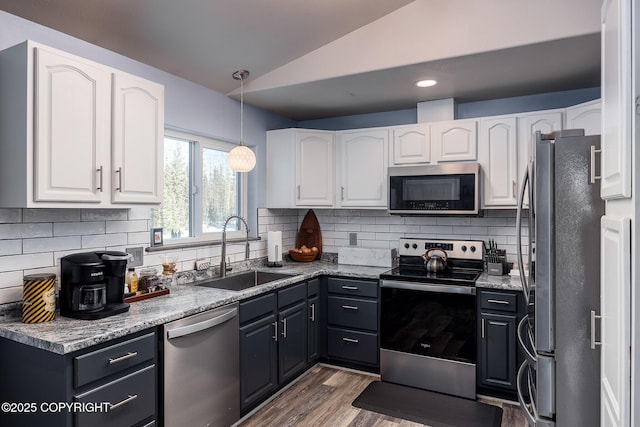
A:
[295,209,322,259]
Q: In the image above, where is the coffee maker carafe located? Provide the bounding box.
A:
[60,251,131,320]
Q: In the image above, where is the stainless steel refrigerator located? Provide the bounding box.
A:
[515,129,604,426]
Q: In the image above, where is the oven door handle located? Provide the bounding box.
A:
[380,280,476,295]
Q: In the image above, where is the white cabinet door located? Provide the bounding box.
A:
[479,117,518,207]
[391,124,430,165]
[565,99,601,136]
[431,119,477,162]
[338,129,388,207]
[601,0,632,199]
[517,111,563,183]
[34,45,111,203]
[600,216,631,427]
[296,131,334,206]
[111,73,164,204]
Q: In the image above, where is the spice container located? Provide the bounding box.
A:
[126,268,138,293]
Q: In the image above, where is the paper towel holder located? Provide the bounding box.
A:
[266,231,283,268]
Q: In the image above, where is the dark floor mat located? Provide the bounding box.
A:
[352,381,503,427]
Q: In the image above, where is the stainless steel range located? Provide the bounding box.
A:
[379,238,484,400]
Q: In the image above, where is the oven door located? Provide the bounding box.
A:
[380,280,476,363]
[380,280,477,399]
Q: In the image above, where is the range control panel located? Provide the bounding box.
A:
[398,238,484,260]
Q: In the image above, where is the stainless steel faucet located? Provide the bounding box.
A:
[220,215,250,278]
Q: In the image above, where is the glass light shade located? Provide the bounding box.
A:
[228,144,256,172]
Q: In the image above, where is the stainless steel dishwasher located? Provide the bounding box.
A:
[163,303,240,427]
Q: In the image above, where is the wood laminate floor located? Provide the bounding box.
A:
[238,365,527,427]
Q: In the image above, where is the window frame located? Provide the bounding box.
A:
[157,128,248,245]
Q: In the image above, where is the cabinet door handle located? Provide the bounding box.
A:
[108,351,138,365]
[482,318,485,339]
[115,167,122,191]
[96,166,103,192]
[590,310,602,349]
[341,285,359,291]
[310,303,315,322]
[590,146,602,184]
[341,305,359,311]
[109,394,138,411]
[281,318,287,338]
[272,321,278,342]
[341,186,345,200]
[512,181,517,198]
[297,185,300,199]
[487,299,509,305]
[342,337,359,344]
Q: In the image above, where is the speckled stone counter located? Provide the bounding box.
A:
[0,261,389,355]
[476,272,524,292]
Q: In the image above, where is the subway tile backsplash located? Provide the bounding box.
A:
[0,207,526,304]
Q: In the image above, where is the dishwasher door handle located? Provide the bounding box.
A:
[167,307,238,340]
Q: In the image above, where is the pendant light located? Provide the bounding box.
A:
[228,69,256,172]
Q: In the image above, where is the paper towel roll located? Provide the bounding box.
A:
[267,231,282,263]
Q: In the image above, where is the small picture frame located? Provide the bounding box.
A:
[150,227,163,246]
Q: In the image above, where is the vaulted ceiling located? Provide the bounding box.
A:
[0,0,601,120]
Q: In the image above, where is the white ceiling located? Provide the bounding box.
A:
[0,0,601,120]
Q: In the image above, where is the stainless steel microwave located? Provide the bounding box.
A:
[388,163,481,215]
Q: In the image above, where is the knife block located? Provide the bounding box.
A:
[486,249,507,275]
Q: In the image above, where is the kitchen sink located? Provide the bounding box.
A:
[194,270,296,292]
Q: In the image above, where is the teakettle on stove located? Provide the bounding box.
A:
[60,251,131,320]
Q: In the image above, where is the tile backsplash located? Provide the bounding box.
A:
[0,207,526,304]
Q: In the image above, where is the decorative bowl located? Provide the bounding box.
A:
[289,249,317,262]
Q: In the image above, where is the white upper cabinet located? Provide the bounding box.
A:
[33,45,111,204]
[479,116,518,207]
[390,124,431,165]
[296,131,335,206]
[111,73,164,204]
[565,99,601,136]
[337,129,388,207]
[431,119,478,162]
[0,40,164,208]
[516,110,564,183]
[266,129,335,208]
[601,0,632,199]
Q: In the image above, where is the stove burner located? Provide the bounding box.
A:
[380,265,481,286]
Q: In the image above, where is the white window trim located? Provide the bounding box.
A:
[160,128,248,245]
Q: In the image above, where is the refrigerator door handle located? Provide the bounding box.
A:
[517,361,537,426]
[590,145,602,184]
[516,164,530,301]
[590,309,602,349]
[517,315,536,364]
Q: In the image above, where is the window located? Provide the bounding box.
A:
[152,129,247,243]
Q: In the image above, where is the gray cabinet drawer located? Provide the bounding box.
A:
[277,282,306,309]
[480,291,518,313]
[327,296,378,331]
[74,332,156,388]
[327,327,378,365]
[240,292,277,324]
[74,364,156,427]
[328,278,377,298]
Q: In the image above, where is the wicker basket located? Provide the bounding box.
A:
[289,249,318,262]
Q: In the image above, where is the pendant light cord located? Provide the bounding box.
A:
[239,75,244,146]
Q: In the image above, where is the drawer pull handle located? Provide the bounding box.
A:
[342,337,359,344]
[487,299,509,305]
[341,305,359,311]
[341,285,359,291]
[109,394,138,411]
[108,351,138,365]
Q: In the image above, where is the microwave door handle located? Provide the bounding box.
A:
[516,165,530,301]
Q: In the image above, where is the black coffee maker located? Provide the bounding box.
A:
[60,251,131,320]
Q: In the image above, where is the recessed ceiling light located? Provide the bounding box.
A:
[416,79,437,88]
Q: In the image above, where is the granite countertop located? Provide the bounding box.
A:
[476,272,524,292]
[0,260,389,355]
